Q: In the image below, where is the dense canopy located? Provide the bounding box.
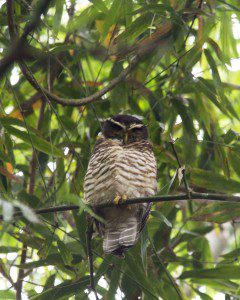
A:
[0,0,240,299]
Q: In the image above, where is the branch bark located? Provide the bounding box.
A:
[0,0,52,77]
[3,1,203,107]
[3,0,173,106]
[1,192,240,221]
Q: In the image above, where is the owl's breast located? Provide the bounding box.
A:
[84,139,157,206]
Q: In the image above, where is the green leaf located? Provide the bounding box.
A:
[191,202,240,223]
[115,14,151,43]
[3,125,63,157]
[37,238,53,260]
[228,150,240,177]
[89,0,108,13]
[125,252,158,298]
[191,278,239,294]
[0,149,10,162]
[13,200,40,223]
[43,274,56,292]
[57,241,73,265]
[67,6,99,32]
[151,211,172,228]
[53,0,64,34]
[193,287,213,300]
[190,168,240,193]
[106,260,123,298]
[0,290,15,299]
[31,277,89,300]
[204,49,223,97]
[224,129,238,144]
[0,246,19,253]
[180,266,240,279]
[102,0,123,40]
[196,78,229,117]
[3,132,15,166]
[2,200,14,221]
[18,254,64,269]
[75,195,106,224]
[221,248,240,260]
[110,62,128,113]
[0,116,37,131]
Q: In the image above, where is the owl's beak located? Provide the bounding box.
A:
[124,132,128,144]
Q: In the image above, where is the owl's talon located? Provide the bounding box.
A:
[122,195,131,209]
[113,195,121,205]
[122,195,128,201]
[127,205,132,210]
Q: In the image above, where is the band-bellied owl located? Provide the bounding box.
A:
[84,115,157,256]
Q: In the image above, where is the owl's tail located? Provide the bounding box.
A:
[102,215,140,257]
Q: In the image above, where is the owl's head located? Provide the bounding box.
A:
[102,114,148,143]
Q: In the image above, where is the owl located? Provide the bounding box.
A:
[84,114,157,256]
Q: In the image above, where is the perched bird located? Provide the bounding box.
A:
[84,115,157,256]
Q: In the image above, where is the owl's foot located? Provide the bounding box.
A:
[113,195,122,205]
[113,194,128,205]
[121,195,132,210]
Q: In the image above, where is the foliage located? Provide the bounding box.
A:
[0,0,240,299]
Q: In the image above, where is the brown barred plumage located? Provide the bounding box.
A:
[84,115,157,256]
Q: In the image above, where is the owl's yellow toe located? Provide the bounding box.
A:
[113,195,121,205]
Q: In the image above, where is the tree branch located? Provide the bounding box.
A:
[0,0,52,77]
[3,1,202,107]
[6,4,50,294]
[1,192,240,221]
[86,216,99,300]
[19,56,141,106]
[5,0,173,107]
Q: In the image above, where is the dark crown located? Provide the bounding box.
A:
[110,114,143,126]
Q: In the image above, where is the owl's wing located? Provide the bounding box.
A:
[84,138,109,206]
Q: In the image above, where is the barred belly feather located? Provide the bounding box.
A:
[84,137,157,256]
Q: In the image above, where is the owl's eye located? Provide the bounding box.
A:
[130,127,141,132]
[110,123,123,131]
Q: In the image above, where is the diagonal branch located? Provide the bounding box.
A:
[18,21,172,106]
[4,0,173,106]
[3,0,204,108]
[86,216,99,300]
[0,0,52,77]
[19,56,141,106]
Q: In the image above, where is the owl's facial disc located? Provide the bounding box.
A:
[102,118,125,140]
[102,115,148,142]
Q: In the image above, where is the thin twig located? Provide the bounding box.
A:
[42,220,163,299]
[145,0,204,86]
[86,216,99,300]
[15,244,27,300]
[6,3,50,294]
[179,0,204,53]
[169,139,191,198]
[149,237,183,300]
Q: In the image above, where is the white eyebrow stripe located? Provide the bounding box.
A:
[129,123,144,129]
[109,119,126,129]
